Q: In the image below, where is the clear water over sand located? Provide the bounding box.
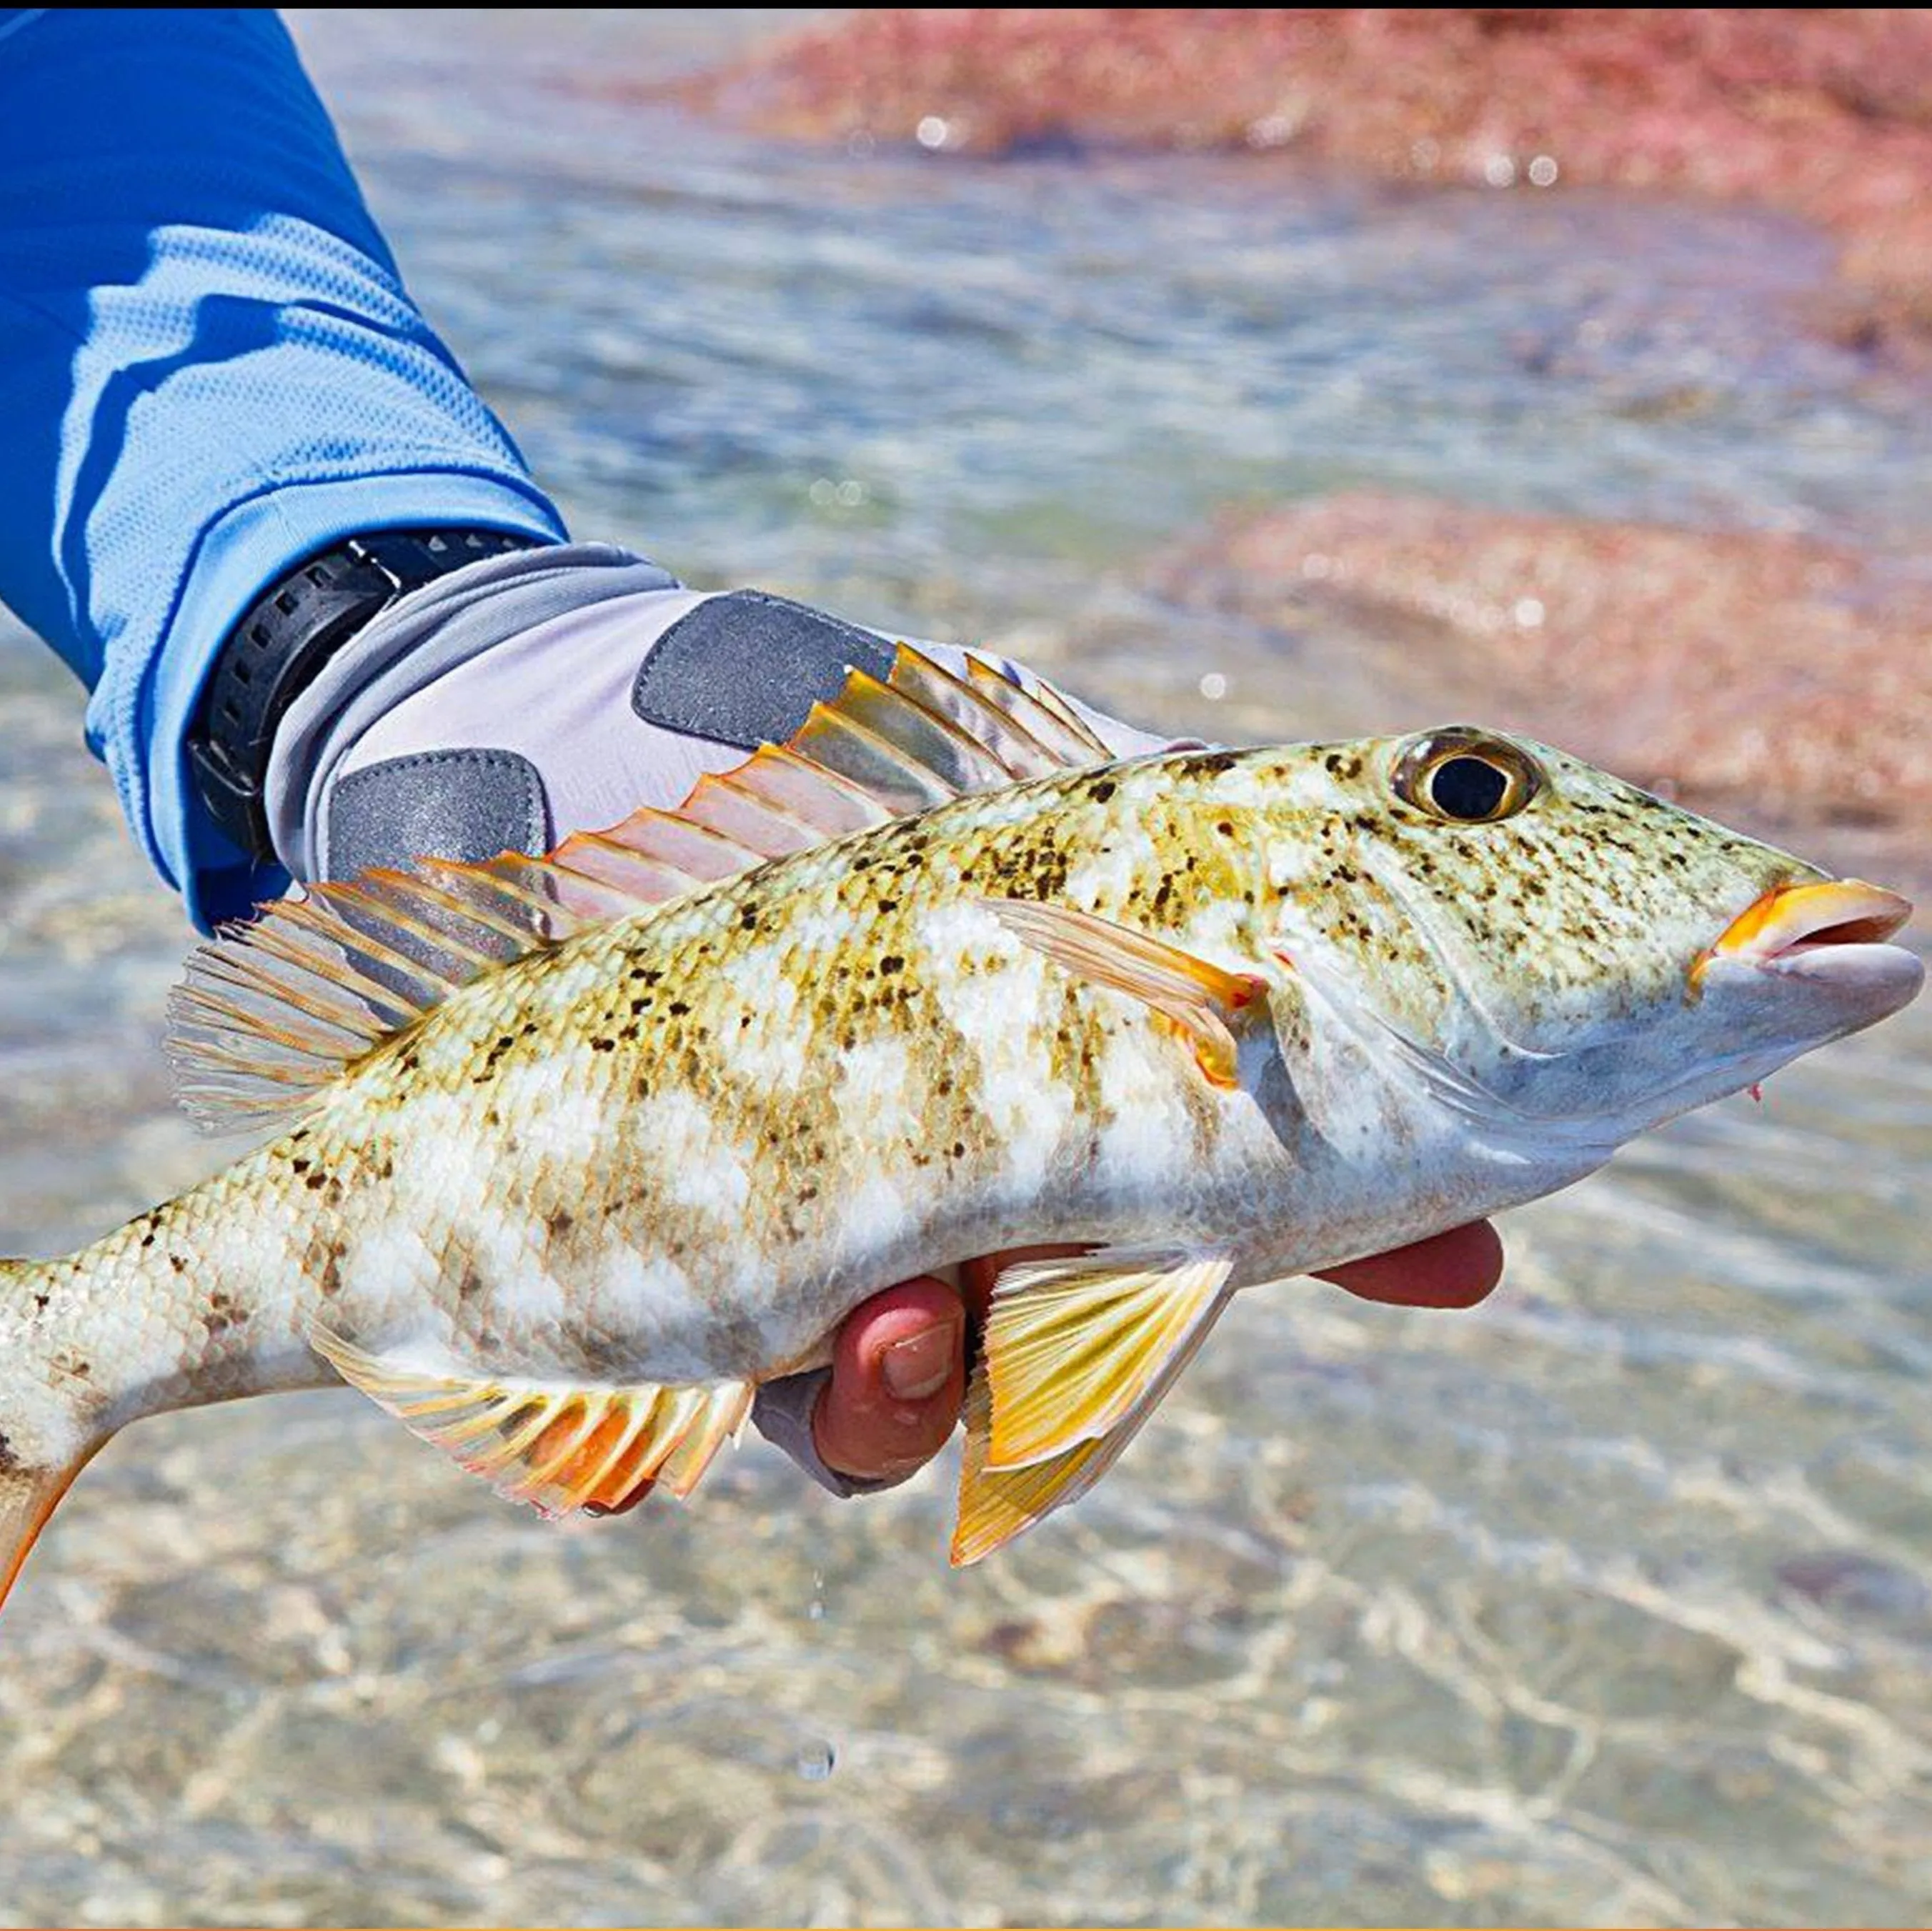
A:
[0,12,1927,1925]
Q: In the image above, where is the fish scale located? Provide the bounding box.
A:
[0,647,1918,1608]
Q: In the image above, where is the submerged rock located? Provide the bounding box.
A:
[1156,492,1932,885]
[687,9,1932,361]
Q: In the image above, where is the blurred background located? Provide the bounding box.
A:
[1,10,1928,1925]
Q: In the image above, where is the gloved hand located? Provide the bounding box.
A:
[262,540,1505,1495]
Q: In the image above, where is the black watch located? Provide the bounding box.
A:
[187,527,544,864]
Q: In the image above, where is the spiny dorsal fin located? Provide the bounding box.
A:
[166,644,1116,1134]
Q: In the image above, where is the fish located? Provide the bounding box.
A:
[0,649,1919,1610]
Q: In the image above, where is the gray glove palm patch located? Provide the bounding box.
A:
[322,583,907,880]
[328,747,549,878]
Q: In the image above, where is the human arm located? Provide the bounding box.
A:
[0,6,562,927]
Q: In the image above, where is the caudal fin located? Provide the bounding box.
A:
[0,1259,108,1616]
[0,1457,97,1613]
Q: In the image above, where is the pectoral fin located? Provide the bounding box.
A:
[982,899,1265,1085]
[983,1248,1235,1470]
[311,1328,752,1517]
[952,1251,1236,1566]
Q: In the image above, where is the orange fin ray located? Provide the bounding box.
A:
[982,1247,1235,1470]
[982,898,1268,1085]
[309,1327,753,1518]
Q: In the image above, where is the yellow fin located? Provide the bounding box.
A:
[310,1328,752,1516]
[166,644,1113,1137]
[952,1252,1235,1565]
[982,899,1267,1085]
[983,1249,1234,1470]
[962,652,1112,765]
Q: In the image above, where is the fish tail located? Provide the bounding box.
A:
[0,1257,112,1617]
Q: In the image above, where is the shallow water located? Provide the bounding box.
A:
[1,10,1929,1926]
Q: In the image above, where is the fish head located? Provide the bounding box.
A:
[1253,726,1921,1149]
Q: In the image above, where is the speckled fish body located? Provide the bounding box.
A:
[0,651,1919,1601]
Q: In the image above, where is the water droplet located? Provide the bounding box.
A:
[809,477,837,508]
[1482,153,1518,189]
[1527,154,1560,189]
[916,115,951,151]
[1198,672,1228,700]
[1513,597,1545,630]
[795,1738,837,1781]
[837,478,867,507]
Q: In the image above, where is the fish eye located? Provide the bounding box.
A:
[1391,729,1543,825]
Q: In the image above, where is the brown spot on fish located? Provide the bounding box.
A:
[546,1207,576,1242]
[203,1292,247,1338]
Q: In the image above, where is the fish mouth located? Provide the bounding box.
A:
[1691,879,1918,997]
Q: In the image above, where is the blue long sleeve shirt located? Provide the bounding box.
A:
[0,8,567,927]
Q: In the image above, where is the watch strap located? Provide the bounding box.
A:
[189,527,543,864]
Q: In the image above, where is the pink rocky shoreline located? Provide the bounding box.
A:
[683,12,1930,887]
[1156,493,1932,892]
[687,8,1932,362]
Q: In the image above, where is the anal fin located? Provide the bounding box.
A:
[311,1328,752,1518]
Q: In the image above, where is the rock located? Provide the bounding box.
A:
[686,9,1932,361]
[1156,491,1932,885]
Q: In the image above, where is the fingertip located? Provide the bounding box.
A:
[1318,1221,1505,1309]
[812,1277,965,1482]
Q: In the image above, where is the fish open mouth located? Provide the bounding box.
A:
[1692,878,1915,989]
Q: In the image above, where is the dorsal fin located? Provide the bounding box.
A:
[166,644,1116,1134]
